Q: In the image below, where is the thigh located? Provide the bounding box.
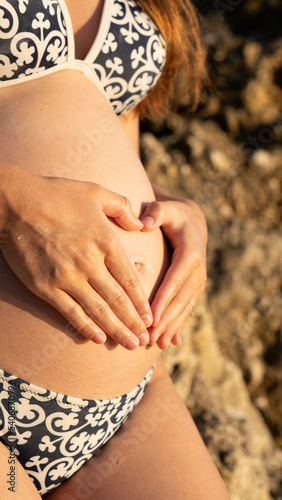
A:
[43,359,230,500]
[0,441,41,500]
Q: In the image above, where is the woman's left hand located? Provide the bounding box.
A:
[141,198,207,349]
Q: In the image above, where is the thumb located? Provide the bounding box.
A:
[140,201,167,232]
[101,193,143,231]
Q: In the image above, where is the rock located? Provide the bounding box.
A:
[141,2,282,497]
[209,149,230,171]
[243,42,262,70]
[252,150,276,170]
[243,80,279,122]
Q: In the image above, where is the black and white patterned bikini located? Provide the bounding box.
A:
[0,0,166,495]
[0,367,154,495]
[0,0,166,114]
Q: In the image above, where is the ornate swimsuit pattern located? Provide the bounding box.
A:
[0,366,154,495]
[0,0,166,114]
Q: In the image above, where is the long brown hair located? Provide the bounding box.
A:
[136,0,205,121]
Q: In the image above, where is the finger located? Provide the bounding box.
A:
[105,246,153,328]
[140,201,166,232]
[156,313,191,350]
[41,289,108,344]
[100,192,143,231]
[156,321,185,350]
[156,331,176,350]
[62,283,142,350]
[149,272,203,344]
[150,246,194,326]
[156,331,175,350]
[151,314,185,349]
[87,269,150,345]
[170,330,182,346]
[150,293,196,344]
[149,298,194,346]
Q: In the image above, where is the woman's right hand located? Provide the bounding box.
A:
[0,171,152,350]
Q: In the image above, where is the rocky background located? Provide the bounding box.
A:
[140,1,282,498]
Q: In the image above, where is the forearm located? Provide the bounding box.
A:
[0,161,35,241]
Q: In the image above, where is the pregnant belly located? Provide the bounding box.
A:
[0,70,170,398]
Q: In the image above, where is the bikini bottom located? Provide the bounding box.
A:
[0,365,154,495]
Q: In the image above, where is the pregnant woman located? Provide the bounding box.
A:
[0,1,230,498]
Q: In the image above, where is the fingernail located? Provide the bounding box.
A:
[141,216,155,227]
[163,339,170,350]
[141,314,152,328]
[125,336,139,350]
[139,332,149,346]
[92,332,106,344]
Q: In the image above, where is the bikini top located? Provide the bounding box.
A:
[0,0,166,115]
